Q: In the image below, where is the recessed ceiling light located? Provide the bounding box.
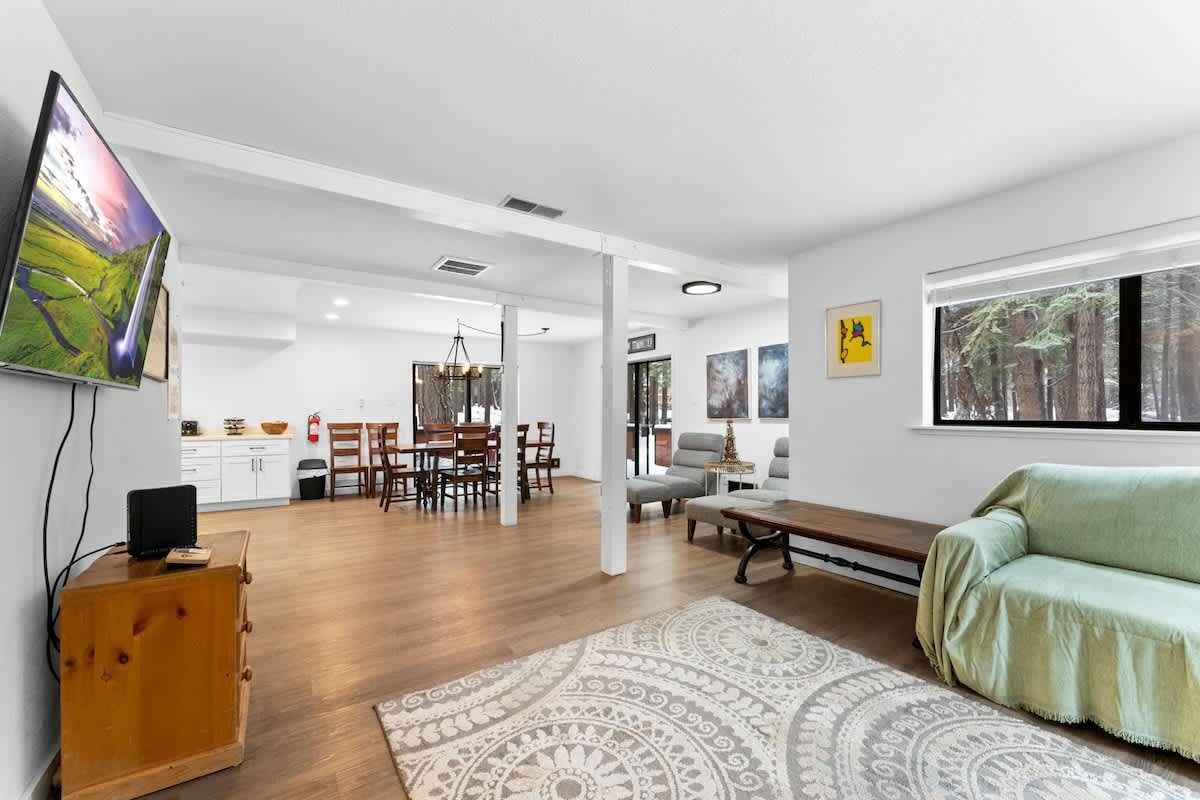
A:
[332,297,349,307]
[682,280,722,296]
[325,312,340,321]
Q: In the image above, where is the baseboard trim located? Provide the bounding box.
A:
[21,747,59,800]
[198,497,290,512]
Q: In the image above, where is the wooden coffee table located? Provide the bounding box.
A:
[721,500,945,587]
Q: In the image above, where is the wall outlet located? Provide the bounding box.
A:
[551,457,561,468]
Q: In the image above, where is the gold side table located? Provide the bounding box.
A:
[704,460,755,495]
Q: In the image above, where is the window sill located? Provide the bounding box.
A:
[910,424,1200,445]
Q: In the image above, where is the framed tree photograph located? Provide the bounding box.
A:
[826,300,881,377]
[706,349,749,419]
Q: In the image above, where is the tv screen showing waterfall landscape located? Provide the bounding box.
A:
[0,72,169,389]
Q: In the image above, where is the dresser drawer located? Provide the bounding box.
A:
[223,439,290,457]
[188,479,222,505]
[180,457,220,482]
[180,441,220,459]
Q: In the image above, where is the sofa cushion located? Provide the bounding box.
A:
[972,464,1200,583]
[761,437,789,493]
[951,553,1200,756]
[626,478,674,504]
[685,494,765,527]
[676,432,724,456]
[664,433,723,491]
[642,473,706,499]
[728,488,787,503]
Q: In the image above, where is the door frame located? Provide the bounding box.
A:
[627,356,672,476]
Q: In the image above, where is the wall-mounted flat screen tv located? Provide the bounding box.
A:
[0,71,170,389]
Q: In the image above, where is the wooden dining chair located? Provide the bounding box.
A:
[327,422,368,501]
[423,423,456,472]
[366,422,404,498]
[488,424,529,503]
[377,423,419,511]
[528,421,556,494]
[438,427,490,510]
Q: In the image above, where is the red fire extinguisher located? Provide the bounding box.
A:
[308,412,321,443]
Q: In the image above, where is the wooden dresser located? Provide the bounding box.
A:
[59,531,253,800]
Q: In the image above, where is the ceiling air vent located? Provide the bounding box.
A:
[501,195,564,219]
[432,256,492,277]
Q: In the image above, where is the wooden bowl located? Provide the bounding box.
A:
[260,421,289,435]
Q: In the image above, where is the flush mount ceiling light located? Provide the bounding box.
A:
[332,297,349,307]
[682,280,722,296]
[325,312,340,321]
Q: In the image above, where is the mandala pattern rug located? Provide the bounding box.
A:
[375,596,1198,799]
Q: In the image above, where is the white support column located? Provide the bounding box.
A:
[500,304,520,526]
[600,254,629,575]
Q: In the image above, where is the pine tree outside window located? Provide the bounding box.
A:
[930,223,1200,430]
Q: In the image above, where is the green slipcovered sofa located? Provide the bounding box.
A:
[916,463,1200,761]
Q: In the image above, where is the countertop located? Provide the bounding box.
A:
[181,430,294,442]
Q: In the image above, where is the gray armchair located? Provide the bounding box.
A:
[685,437,789,539]
[626,432,723,522]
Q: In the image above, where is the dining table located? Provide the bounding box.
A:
[387,438,542,507]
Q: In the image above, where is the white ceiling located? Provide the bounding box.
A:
[182,262,667,344]
[45,0,1200,266]
[130,152,773,321]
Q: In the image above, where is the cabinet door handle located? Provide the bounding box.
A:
[250,446,266,450]
[259,457,264,471]
[242,667,253,682]
[242,571,254,585]
[181,468,197,473]
[242,619,254,634]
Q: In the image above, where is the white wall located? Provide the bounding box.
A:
[570,301,791,481]
[182,323,579,492]
[0,5,181,795]
[788,132,1200,589]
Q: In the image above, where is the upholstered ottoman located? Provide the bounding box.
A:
[626,478,675,522]
[685,494,768,540]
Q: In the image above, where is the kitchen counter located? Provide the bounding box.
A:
[182,430,293,441]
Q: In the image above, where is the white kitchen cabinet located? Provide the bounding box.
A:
[182,434,292,510]
[221,456,259,502]
[256,454,291,500]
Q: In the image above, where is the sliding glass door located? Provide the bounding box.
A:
[627,358,672,476]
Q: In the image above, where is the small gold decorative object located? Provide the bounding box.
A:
[721,420,739,463]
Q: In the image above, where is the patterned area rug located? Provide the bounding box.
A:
[376,596,1198,799]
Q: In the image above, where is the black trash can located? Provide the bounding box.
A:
[297,458,328,500]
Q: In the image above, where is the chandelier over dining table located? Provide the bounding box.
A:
[436,317,552,381]
[436,321,484,381]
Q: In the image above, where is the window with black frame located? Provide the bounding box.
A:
[412,363,503,440]
[933,262,1200,429]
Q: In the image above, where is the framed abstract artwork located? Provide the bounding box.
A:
[167,313,181,420]
[826,300,881,378]
[757,343,789,418]
[706,349,749,419]
[143,286,168,382]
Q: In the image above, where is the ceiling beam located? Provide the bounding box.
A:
[104,113,786,298]
[179,245,692,330]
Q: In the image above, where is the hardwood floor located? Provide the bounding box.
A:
[145,477,1200,798]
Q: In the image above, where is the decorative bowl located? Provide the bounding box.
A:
[260,421,289,435]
